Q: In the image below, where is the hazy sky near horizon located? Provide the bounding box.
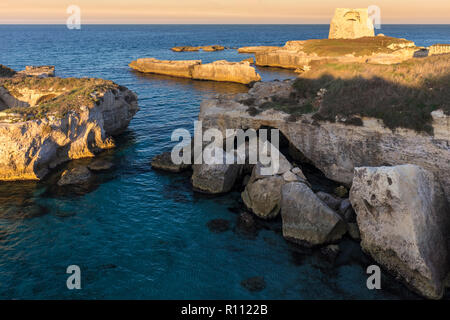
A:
[0,0,449,24]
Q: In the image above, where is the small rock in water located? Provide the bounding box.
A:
[235,212,258,238]
[241,276,266,292]
[151,151,190,173]
[54,211,77,218]
[320,244,340,262]
[88,159,114,171]
[206,219,231,233]
[334,185,348,198]
[99,264,117,270]
[57,166,92,186]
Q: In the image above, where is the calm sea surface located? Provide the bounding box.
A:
[0,25,449,299]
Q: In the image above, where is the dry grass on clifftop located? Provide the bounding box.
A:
[0,65,16,78]
[301,36,415,57]
[0,77,122,120]
[292,54,450,134]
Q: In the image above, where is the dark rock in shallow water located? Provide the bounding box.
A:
[151,151,190,173]
[206,219,231,233]
[57,166,92,186]
[320,244,340,263]
[88,159,114,171]
[235,212,258,238]
[0,203,49,220]
[54,210,77,218]
[241,276,266,292]
[99,264,117,270]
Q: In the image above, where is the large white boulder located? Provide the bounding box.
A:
[350,164,449,299]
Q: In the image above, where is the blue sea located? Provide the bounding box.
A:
[0,25,449,300]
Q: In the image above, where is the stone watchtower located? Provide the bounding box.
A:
[329,8,375,39]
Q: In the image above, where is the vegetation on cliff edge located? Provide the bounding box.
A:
[301,36,416,57]
[243,54,449,134]
[291,53,450,134]
[0,65,16,78]
[0,77,123,120]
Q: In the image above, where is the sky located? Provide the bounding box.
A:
[0,0,449,24]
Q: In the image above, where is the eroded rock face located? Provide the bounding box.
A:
[328,8,374,39]
[17,66,55,78]
[192,163,242,194]
[129,58,261,84]
[281,182,347,246]
[429,44,450,56]
[350,165,450,299]
[0,77,139,181]
[130,58,201,79]
[199,81,450,205]
[151,151,190,173]
[191,60,261,84]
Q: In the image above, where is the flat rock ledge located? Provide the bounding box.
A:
[129,58,261,84]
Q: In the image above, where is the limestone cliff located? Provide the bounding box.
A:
[129,58,261,84]
[253,36,421,70]
[0,76,139,181]
[429,44,450,55]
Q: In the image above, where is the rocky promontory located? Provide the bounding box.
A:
[0,69,139,181]
[129,58,261,84]
[248,36,422,70]
[192,53,450,298]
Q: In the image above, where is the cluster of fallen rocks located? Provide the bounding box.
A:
[152,139,449,299]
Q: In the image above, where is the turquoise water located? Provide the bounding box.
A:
[0,25,449,299]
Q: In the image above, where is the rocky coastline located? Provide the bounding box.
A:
[1,8,449,300]
[150,49,450,298]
